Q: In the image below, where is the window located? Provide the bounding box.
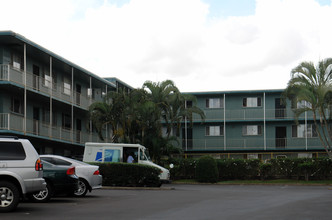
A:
[87,88,92,98]
[186,100,193,108]
[297,100,312,109]
[243,97,261,107]
[11,97,23,114]
[206,126,223,136]
[42,109,57,126]
[292,124,317,138]
[42,157,72,166]
[206,98,223,108]
[63,77,71,95]
[12,53,22,70]
[0,142,26,160]
[104,149,121,162]
[44,74,52,88]
[242,125,262,136]
[62,113,71,130]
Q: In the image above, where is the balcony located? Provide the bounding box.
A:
[0,113,110,145]
[0,64,97,110]
[176,136,322,151]
[192,108,313,122]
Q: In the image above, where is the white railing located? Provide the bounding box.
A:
[0,64,98,110]
[193,108,313,121]
[0,113,105,145]
[174,136,322,151]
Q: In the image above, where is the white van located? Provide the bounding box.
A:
[83,142,170,182]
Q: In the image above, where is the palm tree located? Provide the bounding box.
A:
[142,80,179,136]
[89,88,131,142]
[283,58,332,158]
[167,92,205,138]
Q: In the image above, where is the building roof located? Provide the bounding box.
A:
[184,89,285,95]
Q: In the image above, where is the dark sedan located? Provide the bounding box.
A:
[28,160,78,202]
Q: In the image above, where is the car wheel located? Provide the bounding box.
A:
[0,181,20,212]
[74,179,88,197]
[29,183,52,203]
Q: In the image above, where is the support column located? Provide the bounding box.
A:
[71,67,74,143]
[184,100,187,151]
[24,43,27,134]
[49,56,53,138]
[224,94,226,151]
[264,92,266,150]
[89,77,92,141]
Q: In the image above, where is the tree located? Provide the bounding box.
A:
[89,80,205,162]
[283,58,332,158]
[89,88,130,142]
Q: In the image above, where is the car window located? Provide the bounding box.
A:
[41,160,53,168]
[41,157,53,164]
[0,142,26,160]
[53,158,72,166]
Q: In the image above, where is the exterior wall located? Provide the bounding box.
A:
[178,90,325,154]
[0,32,115,156]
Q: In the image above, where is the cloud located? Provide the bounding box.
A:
[1,0,332,92]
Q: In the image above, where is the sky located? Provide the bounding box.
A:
[1,0,332,92]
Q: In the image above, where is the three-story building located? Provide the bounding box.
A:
[0,31,115,156]
[178,90,324,159]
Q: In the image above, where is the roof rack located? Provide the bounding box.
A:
[0,135,19,140]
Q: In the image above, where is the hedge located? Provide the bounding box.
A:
[95,162,161,187]
[166,157,332,181]
[195,156,218,183]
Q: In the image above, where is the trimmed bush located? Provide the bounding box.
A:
[195,156,218,183]
[96,163,161,187]
[298,162,315,181]
[259,163,273,180]
[168,158,197,180]
[217,159,260,180]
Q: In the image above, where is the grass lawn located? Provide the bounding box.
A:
[172,179,332,185]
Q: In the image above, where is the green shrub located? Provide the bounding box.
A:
[259,163,273,180]
[96,162,161,187]
[217,159,260,180]
[195,156,218,183]
[167,158,196,180]
[298,162,315,181]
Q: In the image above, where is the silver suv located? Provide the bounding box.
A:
[0,136,46,212]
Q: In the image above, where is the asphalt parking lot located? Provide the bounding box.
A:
[2,184,332,220]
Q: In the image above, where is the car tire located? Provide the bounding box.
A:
[29,182,52,203]
[0,181,20,212]
[74,179,88,197]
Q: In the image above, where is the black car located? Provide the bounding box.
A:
[28,160,78,202]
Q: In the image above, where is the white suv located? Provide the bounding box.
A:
[0,136,46,212]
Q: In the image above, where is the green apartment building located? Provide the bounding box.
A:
[178,90,325,159]
[0,31,326,159]
[0,31,117,156]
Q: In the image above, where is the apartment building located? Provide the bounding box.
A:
[178,90,325,159]
[0,31,326,159]
[0,31,115,156]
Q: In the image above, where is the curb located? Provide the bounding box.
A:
[101,186,175,190]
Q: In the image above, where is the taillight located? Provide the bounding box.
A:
[93,170,100,175]
[66,167,75,175]
[35,159,43,171]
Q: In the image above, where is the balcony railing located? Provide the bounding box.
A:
[0,64,100,109]
[192,108,314,122]
[0,113,110,145]
[175,136,323,151]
